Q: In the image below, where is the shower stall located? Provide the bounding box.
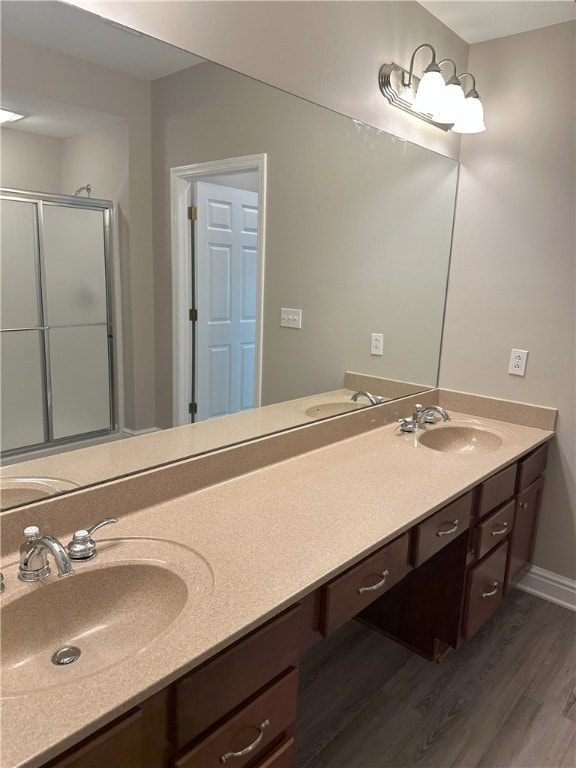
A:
[0,188,118,458]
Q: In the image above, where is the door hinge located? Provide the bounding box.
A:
[188,206,197,221]
[188,402,197,415]
[189,308,198,322]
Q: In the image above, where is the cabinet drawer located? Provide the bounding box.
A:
[474,499,515,562]
[173,669,298,768]
[516,443,548,492]
[176,606,301,747]
[412,492,473,568]
[256,738,294,768]
[463,542,508,641]
[476,464,516,519]
[321,531,411,636]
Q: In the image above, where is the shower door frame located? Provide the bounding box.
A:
[0,188,123,458]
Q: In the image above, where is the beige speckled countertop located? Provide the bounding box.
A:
[0,389,373,505]
[0,397,556,768]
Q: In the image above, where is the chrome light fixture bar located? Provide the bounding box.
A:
[379,43,485,134]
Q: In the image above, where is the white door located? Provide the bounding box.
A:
[195,181,259,420]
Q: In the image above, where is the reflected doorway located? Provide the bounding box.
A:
[171,155,266,426]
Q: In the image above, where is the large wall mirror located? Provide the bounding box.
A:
[0,0,459,509]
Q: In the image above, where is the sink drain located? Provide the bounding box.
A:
[52,646,81,665]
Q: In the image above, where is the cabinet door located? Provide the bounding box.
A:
[506,475,545,592]
[463,542,508,641]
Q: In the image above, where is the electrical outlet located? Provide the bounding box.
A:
[508,348,528,376]
[371,333,384,356]
[280,308,302,329]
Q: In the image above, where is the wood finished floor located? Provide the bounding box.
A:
[295,591,576,768]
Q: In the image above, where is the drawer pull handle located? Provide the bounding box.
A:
[436,519,459,537]
[481,581,499,598]
[220,719,270,763]
[520,502,529,510]
[358,570,390,594]
[491,522,508,537]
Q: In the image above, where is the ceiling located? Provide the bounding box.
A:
[419,1,576,43]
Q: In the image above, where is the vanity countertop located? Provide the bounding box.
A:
[0,388,367,498]
[0,409,554,768]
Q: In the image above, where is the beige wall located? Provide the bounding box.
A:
[1,36,155,431]
[440,21,576,580]
[68,0,467,159]
[152,62,457,424]
[0,129,63,192]
[62,1,576,582]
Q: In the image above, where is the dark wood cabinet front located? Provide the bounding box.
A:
[38,440,550,768]
[506,475,545,592]
[463,541,508,641]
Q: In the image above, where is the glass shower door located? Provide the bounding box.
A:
[0,199,47,451]
[0,191,116,457]
[42,204,112,440]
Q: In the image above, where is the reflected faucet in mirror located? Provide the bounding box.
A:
[351,391,385,406]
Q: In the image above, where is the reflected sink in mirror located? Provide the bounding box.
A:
[0,477,80,510]
[1,539,213,697]
[303,399,369,419]
[418,425,506,454]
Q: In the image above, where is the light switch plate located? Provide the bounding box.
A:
[280,308,302,329]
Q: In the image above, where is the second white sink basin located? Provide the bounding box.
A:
[418,425,504,454]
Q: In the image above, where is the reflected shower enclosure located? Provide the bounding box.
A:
[0,189,117,456]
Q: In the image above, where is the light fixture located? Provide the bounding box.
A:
[379,44,485,134]
[432,60,465,124]
[0,107,25,125]
[408,44,446,116]
[451,73,486,134]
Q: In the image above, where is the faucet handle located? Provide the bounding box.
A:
[67,517,118,561]
[24,525,41,541]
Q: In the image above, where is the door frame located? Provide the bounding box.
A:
[170,154,267,426]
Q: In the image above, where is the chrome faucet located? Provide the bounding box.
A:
[417,404,451,425]
[398,403,451,433]
[19,526,74,582]
[351,390,385,406]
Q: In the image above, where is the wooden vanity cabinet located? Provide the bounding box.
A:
[505,443,548,592]
[44,691,171,768]
[172,606,301,768]
[320,531,412,636]
[462,541,508,641]
[359,444,548,660]
[37,441,550,768]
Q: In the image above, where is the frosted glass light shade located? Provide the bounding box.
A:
[432,82,465,124]
[452,95,486,133]
[412,70,446,116]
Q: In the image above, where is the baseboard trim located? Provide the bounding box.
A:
[517,566,576,611]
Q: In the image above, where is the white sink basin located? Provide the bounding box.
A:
[418,425,505,454]
[304,400,368,418]
[0,538,213,697]
[0,477,80,509]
